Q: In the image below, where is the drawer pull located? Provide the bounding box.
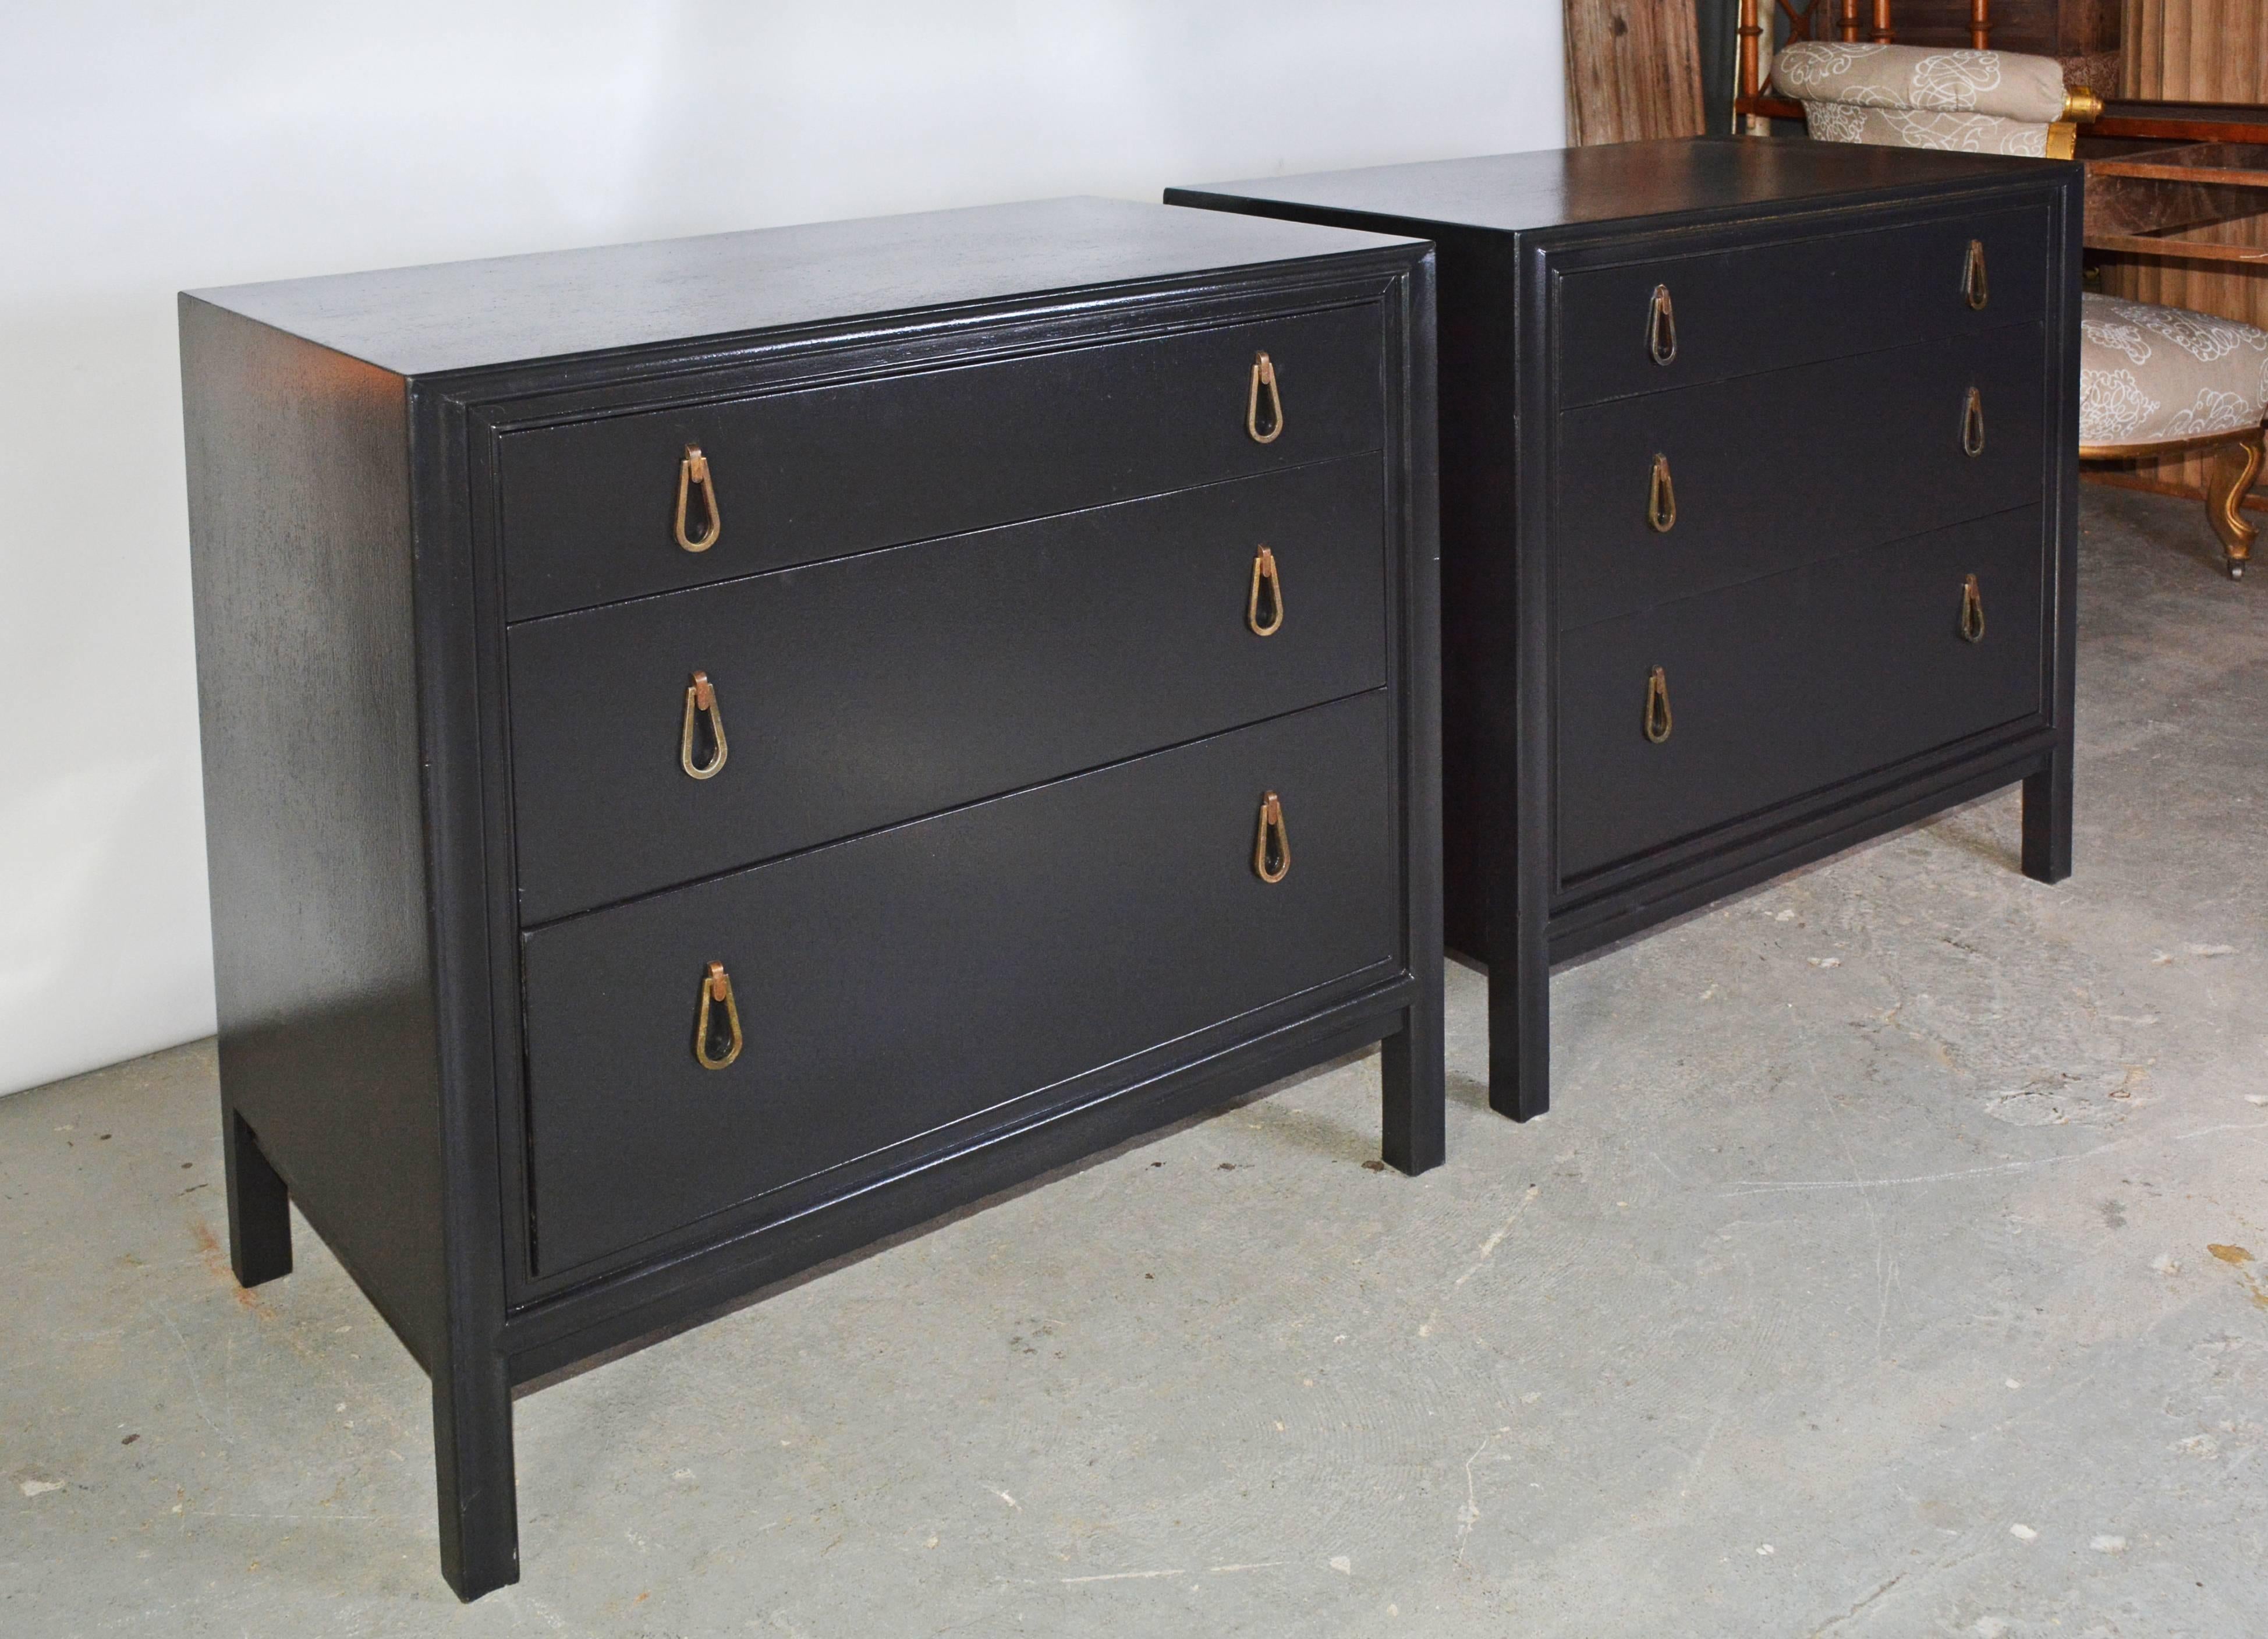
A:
[1962,387,1986,458]
[1253,791,1291,883]
[1647,454,1678,533]
[675,444,722,553]
[1246,352,1285,444]
[1647,284,1677,366]
[1643,666,1674,744]
[693,961,743,1070]
[1247,544,1284,636]
[1962,239,1989,311]
[680,670,729,780]
[1959,574,1986,643]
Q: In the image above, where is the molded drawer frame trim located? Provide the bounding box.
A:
[1466,167,2083,1121]
[1547,189,2054,409]
[1551,502,2055,896]
[1535,179,2079,901]
[412,253,1438,1318]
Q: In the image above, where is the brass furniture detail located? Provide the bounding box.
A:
[675,444,721,552]
[1247,543,1284,635]
[1960,573,1987,642]
[679,670,728,780]
[1964,239,1990,311]
[1643,665,1674,744]
[1252,791,1291,883]
[1647,454,1678,533]
[693,961,743,1071]
[1246,351,1284,444]
[1963,388,1987,458]
[1647,284,1677,365]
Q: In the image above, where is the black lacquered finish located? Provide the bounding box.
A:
[179,197,1441,1601]
[1170,138,2082,1122]
[508,457,1388,920]
[525,693,1398,1276]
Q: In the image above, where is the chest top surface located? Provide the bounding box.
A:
[1170,137,2073,240]
[180,196,1422,380]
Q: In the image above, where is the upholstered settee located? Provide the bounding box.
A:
[1774,41,2075,157]
[1773,41,2268,576]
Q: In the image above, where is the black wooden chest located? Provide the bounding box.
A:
[1170,139,2082,1118]
[179,197,1443,1599]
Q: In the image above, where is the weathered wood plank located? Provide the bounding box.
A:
[1565,0,1707,144]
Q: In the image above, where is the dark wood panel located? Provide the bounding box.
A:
[1553,201,2050,406]
[1555,323,2046,628]
[178,300,450,1371]
[1168,140,2060,240]
[1167,147,2082,1130]
[1555,507,2047,880]
[506,457,1385,922]
[521,692,1399,1277]
[498,303,1383,620]
[184,197,1420,378]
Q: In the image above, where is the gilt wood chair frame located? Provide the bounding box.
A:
[1735,0,1994,125]
[1732,0,2265,576]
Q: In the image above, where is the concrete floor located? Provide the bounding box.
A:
[5,486,2264,1637]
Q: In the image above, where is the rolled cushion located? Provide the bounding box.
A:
[2079,292,2268,447]
[1773,42,2069,123]
[1802,101,2047,156]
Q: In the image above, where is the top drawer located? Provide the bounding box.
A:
[498,303,1385,620]
[1554,202,2050,408]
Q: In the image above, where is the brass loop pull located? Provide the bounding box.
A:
[1247,544,1284,636]
[1647,454,1678,533]
[1246,352,1284,445]
[694,961,743,1071]
[1962,387,1986,458]
[1647,284,1677,366]
[1643,665,1674,744]
[1253,791,1291,884]
[1962,239,1989,311]
[681,670,728,780]
[675,444,722,553]
[1959,574,1986,643]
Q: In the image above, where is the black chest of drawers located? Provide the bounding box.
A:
[179,197,1441,1599]
[1171,139,2082,1118]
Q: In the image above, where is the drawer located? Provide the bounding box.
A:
[1554,202,2049,408]
[1556,507,2044,884]
[499,303,1385,621]
[1555,323,2044,631]
[506,456,1387,922]
[519,691,1399,1276]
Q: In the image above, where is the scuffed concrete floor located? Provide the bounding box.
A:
[3,486,2263,1637]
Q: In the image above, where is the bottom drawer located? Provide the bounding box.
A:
[521,690,1399,1277]
[1557,507,2045,883]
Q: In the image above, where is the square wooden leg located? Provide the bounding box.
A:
[1381,1001,1445,1176]
[434,1351,519,1602]
[222,1108,292,1288]
[1488,932,1550,1123]
[2022,754,2073,885]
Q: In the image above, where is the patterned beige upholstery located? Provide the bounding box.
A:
[1774,43,2067,156]
[1773,45,2266,574]
[2079,292,2268,447]
[1802,103,2052,155]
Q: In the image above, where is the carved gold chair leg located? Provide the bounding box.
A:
[2205,427,2264,580]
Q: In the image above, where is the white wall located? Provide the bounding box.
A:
[0,1,1564,1097]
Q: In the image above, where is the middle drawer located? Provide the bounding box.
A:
[508,455,1387,921]
[1554,321,2045,631]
